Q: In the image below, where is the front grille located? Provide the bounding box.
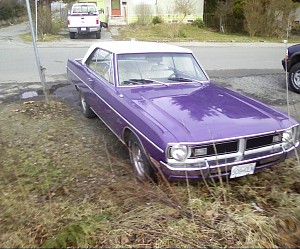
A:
[191,141,238,158]
[246,133,281,150]
[169,133,284,161]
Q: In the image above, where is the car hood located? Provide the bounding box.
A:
[120,83,296,143]
[288,43,300,53]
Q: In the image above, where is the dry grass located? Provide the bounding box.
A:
[20,33,64,42]
[116,23,298,43]
[1,100,300,248]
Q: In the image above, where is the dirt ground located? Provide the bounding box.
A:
[1,97,300,248]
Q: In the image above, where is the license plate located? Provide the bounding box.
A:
[81,27,86,31]
[230,163,255,178]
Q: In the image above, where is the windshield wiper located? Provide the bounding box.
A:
[168,76,204,84]
[123,78,169,86]
[145,79,169,86]
[122,80,138,85]
[122,79,153,85]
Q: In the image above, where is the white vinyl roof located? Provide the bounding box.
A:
[82,41,192,64]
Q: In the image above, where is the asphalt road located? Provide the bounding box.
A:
[0,22,289,83]
[0,22,299,122]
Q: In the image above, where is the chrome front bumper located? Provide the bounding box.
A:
[159,144,296,180]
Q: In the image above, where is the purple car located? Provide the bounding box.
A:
[67,41,299,182]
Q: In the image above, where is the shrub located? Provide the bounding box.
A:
[13,3,24,17]
[36,6,65,39]
[152,16,163,25]
[178,28,187,38]
[192,18,205,28]
[51,19,66,34]
[0,3,24,20]
[0,4,14,20]
[135,3,152,25]
[37,6,52,39]
[164,23,188,38]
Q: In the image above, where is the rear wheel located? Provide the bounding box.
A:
[289,62,300,94]
[69,32,75,39]
[79,91,95,118]
[128,134,156,182]
[96,31,101,39]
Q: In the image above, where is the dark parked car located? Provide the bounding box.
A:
[67,41,299,182]
[282,43,300,93]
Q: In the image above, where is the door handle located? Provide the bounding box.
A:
[87,78,93,82]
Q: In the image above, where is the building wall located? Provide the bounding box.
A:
[76,0,204,24]
[124,0,204,24]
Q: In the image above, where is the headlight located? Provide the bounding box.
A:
[170,144,190,161]
[283,129,292,142]
[282,127,300,150]
[293,126,300,147]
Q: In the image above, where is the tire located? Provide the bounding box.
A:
[289,62,300,94]
[96,31,101,39]
[79,91,95,118]
[69,32,75,39]
[128,134,156,182]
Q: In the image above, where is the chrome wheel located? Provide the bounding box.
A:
[79,91,95,118]
[131,141,146,178]
[80,92,87,113]
[292,70,300,89]
[289,62,300,94]
[128,134,156,182]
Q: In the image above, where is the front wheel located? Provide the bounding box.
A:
[128,134,156,182]
[79,91,95,118]
[289,62,300,94]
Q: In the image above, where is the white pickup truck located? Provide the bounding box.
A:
[67,3,101,39]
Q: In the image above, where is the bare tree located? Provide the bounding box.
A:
[267,0,295,38]
[243,0,295,37]
[173,0,194,21]
[243,0,264,37]
[135,3,152,25]
[214,0,232,32]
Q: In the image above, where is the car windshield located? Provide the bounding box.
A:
[117,53,208,86]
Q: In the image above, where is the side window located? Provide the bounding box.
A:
[86,48,114,85]
[86,49,99,71]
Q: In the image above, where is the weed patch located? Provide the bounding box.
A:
[117,23,300,43]
[0,100,300,247]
